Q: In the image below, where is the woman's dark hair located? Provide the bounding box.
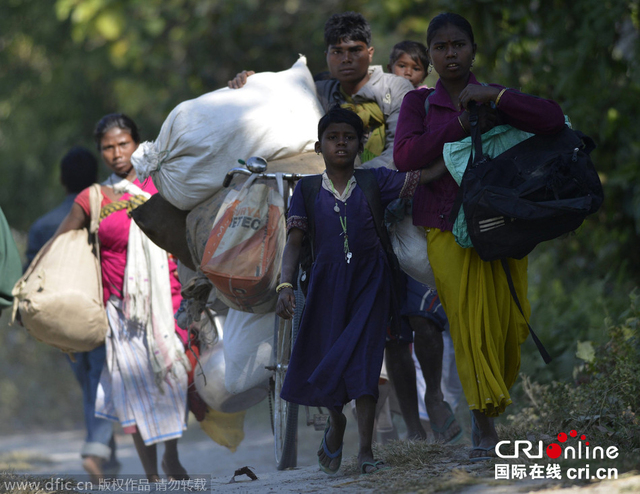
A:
[93,113,140,150]
[426,12,475,49]
[318,106,364,142]
[324,12,372,47]
[389,40,429,71]
[60,146,98,193]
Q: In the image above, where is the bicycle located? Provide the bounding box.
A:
[223,157,328,470]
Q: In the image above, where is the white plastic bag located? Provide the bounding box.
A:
[222,309,274,394]
[386,198,436,288]
[195,342,270,413]
[200,175,285,313]
[132,56,324,210]
[194,313,270,413]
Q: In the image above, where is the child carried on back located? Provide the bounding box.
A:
[275,107,445,475]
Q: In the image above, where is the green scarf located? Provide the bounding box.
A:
[340,87,386,163]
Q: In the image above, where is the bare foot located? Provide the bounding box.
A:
[82,456,104,484]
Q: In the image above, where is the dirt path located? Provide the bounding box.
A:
[1,401,638,493]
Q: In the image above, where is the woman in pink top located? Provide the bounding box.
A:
[394,13,565,461]
[55,114,189,481]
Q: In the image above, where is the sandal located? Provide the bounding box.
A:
[318,419,343,475]
[430,401,462,444]
[468,412,497,462]
[360,460,391,475]
[469,446,497,462]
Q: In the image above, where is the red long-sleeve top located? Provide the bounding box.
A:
[393,73,565,230]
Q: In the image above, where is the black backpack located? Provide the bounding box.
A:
[451,102,604,363]
[297,170,404,334]
[454,103,604,262]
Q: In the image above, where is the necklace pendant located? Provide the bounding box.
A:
[334,204,340,213]
[346,252,352,264]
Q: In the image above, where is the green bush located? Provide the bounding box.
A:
[503,289,640,469]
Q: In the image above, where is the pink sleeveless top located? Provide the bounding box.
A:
[75,179,187,344]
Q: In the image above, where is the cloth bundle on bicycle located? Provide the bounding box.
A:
[200,175,286,313]
[448,104,603,261]
[131,56,324,211]
[129,193,195,270]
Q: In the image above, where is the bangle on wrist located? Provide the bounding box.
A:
[276,282,293,293]
[495,88,507,107]
[458,115,468,134]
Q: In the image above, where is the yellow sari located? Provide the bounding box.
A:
[427,228,530,417]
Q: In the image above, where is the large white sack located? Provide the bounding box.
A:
[132,56,324,210]
[223,309,274,394]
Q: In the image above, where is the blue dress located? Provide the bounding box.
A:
[280,167,419,411]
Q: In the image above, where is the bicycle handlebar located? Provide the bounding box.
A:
[223,167,310,187]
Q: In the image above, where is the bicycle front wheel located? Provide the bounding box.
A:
[273,315,299,470]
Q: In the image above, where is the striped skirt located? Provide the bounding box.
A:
[95,297,188,445]
[426,229,530,417]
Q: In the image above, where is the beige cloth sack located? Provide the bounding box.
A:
[12,184,108,353]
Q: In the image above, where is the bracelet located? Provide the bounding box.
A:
[276,282,293,293]
[495,88,507,107]
[458,115,468,134]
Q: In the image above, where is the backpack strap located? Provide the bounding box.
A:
[296,175,322,293]
[353,169,404,331]
[353,170,394,260]
[423,89,436,115]
[299,175,322,257]
[448,102,483,224]
[500,259,552,364]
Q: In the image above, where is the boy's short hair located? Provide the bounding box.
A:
[61,146,98,193]
[324,12,372,47]
[389,40,429,71]
[318,106,364,142]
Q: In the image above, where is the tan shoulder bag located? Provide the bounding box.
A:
[12,184,109,353]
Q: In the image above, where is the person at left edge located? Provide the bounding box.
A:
[0,207,21,317]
